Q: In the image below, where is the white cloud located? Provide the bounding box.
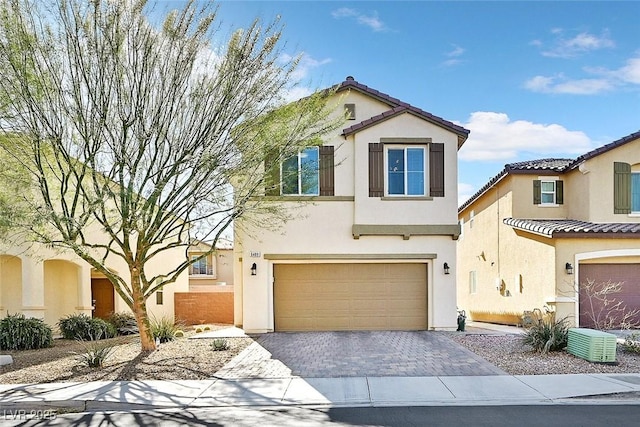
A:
[331,7,388,32]
[524,74,613,94]
[524,54,640,95]
[537,29,615,58]
[278,52,332,102]
[441,44,465,67]
[458,182,476,207]
[457,112,593,161]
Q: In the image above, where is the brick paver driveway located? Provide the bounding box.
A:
[216,331,506,378]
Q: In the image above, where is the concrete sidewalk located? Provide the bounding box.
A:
[1,373,640,412]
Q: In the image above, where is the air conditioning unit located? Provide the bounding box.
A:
[567,328,617,362]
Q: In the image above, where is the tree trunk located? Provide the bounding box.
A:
[131,269,156,351]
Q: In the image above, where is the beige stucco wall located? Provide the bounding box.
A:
[0,239,188,327]
[236,87,461,333]
[570,135,640,222]
[458,176,558,324]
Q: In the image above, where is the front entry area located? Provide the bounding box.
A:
[273,263,427,332]
[91,278,115,320]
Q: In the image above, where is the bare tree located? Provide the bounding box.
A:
[580,279,640,331]
[0,0,345,350]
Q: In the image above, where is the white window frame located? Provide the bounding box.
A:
[384,145,427,197]
[469,271,477,294]
[189,254,215,276]
[281,147,320,196]
[538,176,559,207]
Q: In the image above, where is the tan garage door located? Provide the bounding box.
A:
[579,263,640,328]
[274,263,427,332]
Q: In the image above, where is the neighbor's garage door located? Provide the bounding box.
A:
[274,263,427,332]
[579,263,640,328]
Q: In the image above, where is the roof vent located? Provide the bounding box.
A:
[345,76,354,81]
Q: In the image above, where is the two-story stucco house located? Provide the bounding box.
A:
[457,130,640,328]
[234,76,469,333]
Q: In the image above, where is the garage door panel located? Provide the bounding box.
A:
[579,263,640,328]
[274,263,427,332]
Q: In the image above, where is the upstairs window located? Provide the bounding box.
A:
[190,255,213,275]
[386,146,426,196]
[282,147,319,195]
[533,179,563,205]
[369,142,444,198]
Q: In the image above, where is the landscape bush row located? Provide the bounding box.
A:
[0,311,146,351]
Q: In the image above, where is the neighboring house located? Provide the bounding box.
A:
[457,130,640,328]
[173,239,235,325]
[234,76,469,333]
[0,239,188,330]
[187,239,234,291]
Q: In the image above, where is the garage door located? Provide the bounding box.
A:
[274,263,427,331]
[579,263,640,328]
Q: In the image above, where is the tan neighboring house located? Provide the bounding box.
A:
[0,239,189,330]
[234,76,469,333]
[173,239,235,325]
[457,130,640,328]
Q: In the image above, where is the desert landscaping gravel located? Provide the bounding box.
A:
[1,329,639,384]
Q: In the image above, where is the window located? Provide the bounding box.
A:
[156,288,163,305]
[282,147,319,195]
[386,146,426,196]
[469,271,477,294]
[190,255,213,275]
[533,179,563,205]
[632,172,640,213]
[369,142,444,197]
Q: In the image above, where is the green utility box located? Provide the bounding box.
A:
[567,328,617,363]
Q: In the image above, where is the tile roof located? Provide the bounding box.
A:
[567,129,640,170]
[505,158,573,172]
[458,129,640,213]
[503,218,640,238]
[335,76,470,144]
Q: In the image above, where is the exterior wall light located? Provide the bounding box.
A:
[444,262,450,275]
[250,263,257,276]
[565,262,574,275]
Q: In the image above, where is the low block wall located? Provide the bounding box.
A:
[174,292,234,325]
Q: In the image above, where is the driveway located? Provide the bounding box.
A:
[216,331,507,379]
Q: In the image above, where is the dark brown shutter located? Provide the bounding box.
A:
[614,162,631,214]
[556,180,564,204]
[264,150,280,196]
[319,146,334,196]
[533,180,541,205]
[369,143,384,197]
[429,143,444,197]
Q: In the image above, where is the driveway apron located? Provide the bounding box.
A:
[216,331,506,379]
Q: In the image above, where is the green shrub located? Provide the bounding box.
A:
[150,316,181,343]
[73,338,116,368]
[521,317,569,354]
[622,332,640,354]
[211,338,229,351]
[174,330,185,338]
[203,325,211,331]
[58,313,116,341]
[194,327,203,333]
[107,312,139,336]
[0,313,53,350]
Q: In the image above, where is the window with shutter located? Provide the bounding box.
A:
[533,179,562,205]
[614,162,631,214]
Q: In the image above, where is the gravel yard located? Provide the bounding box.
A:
[1,328,639,384]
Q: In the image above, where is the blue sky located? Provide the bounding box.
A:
[177,1,640,205]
